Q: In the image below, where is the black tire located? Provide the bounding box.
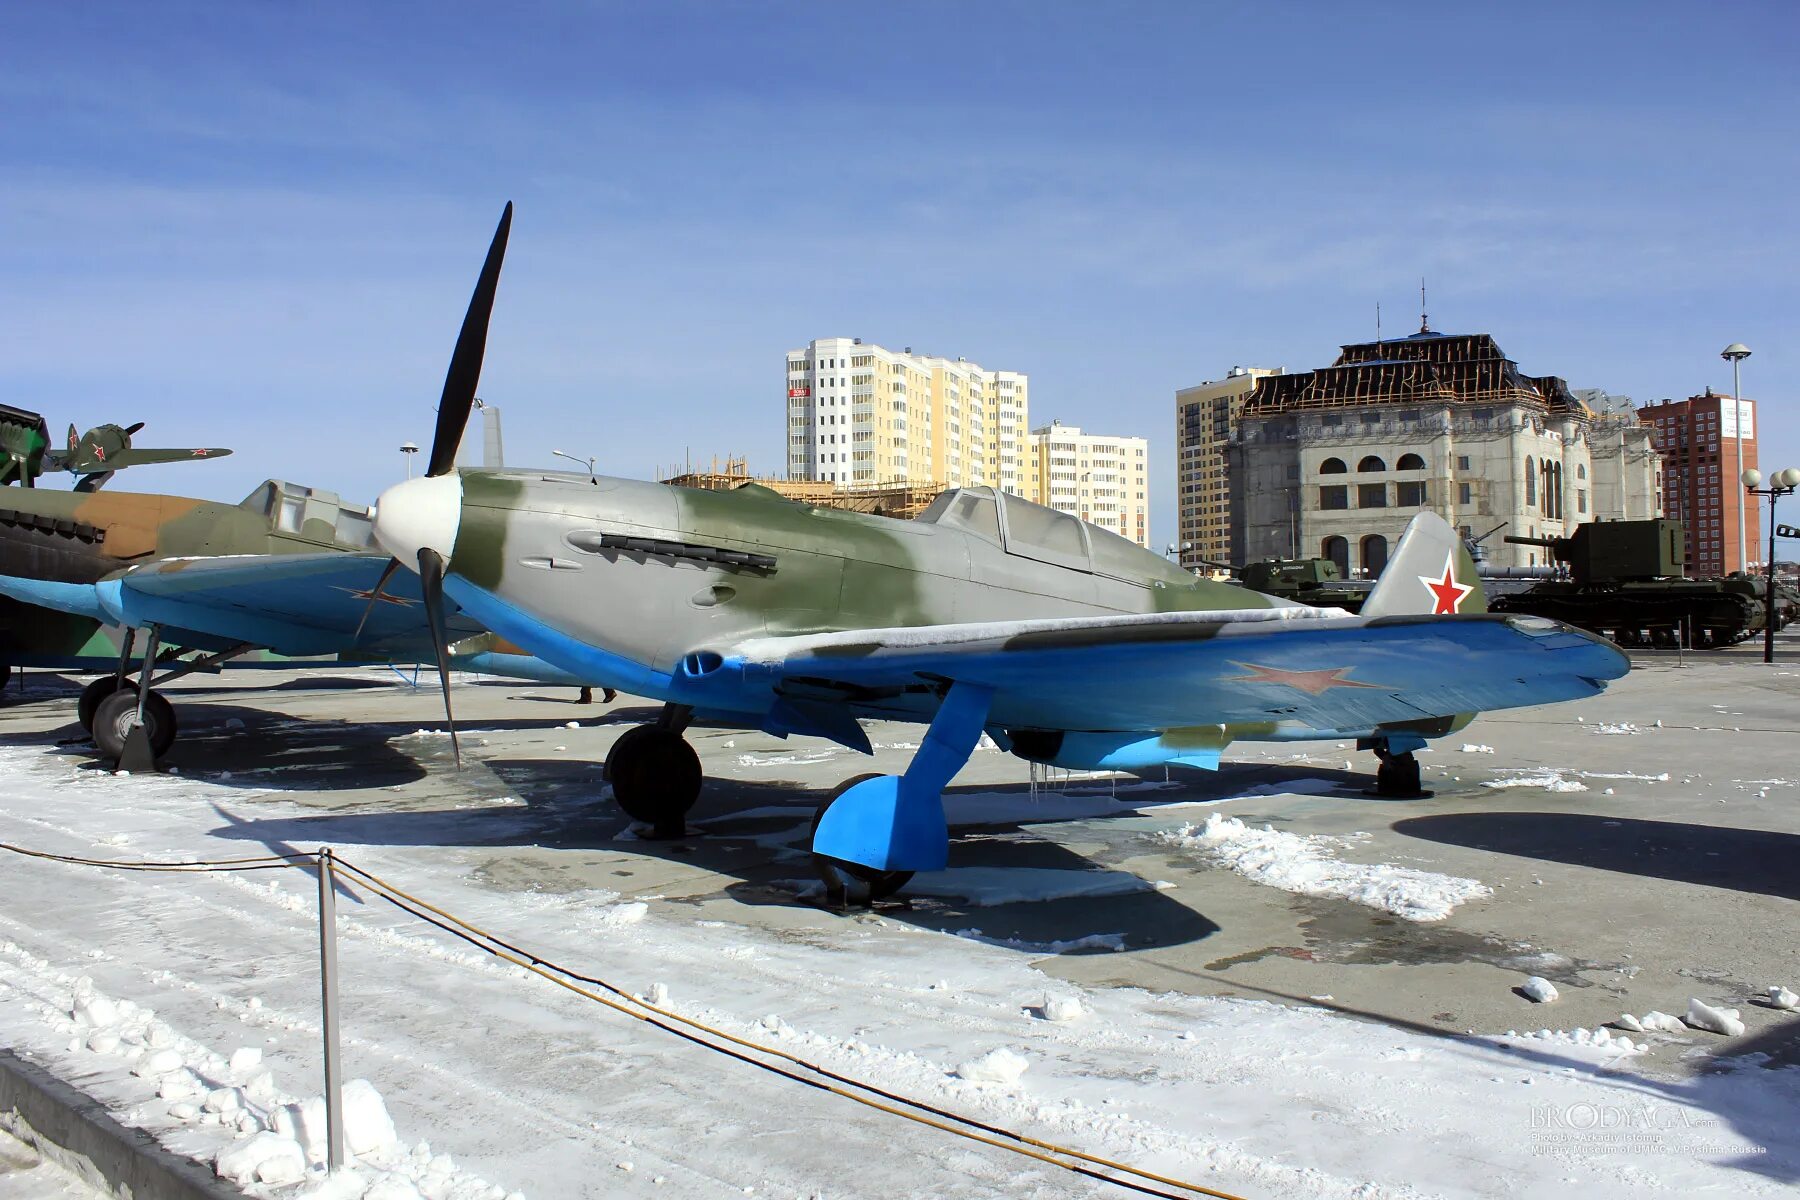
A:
[608,726,702,828]
[0,663,10,693]
[1375,750,1423,797]
[92,690,178,763]
[810,774,914,903]
[79,676,133,732]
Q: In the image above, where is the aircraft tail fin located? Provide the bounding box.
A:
[1361,511,1486,618]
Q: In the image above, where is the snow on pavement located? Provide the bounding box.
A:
[0,744,1795,1199]
[1155,813,1494,922]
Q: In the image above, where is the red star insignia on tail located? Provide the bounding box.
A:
[1419,554,1473,615]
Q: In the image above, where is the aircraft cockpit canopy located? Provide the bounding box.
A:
[921,485,1174,583]
[240,480,376,549]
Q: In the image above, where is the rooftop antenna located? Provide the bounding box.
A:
[1376,300,1383,349]
[1419,277,1430,334]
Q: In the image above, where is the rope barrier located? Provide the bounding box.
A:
[0,839,1252,1200]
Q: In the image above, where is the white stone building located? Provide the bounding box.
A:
[1226,328,1661,574]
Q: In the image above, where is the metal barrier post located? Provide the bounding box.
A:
[317,848,345,1172]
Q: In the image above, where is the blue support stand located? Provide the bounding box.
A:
[811,681,995,872]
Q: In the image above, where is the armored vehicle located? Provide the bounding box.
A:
[1238,557,1371,613]
[1490,520,1763,648]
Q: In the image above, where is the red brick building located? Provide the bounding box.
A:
[1638,391,1760,576]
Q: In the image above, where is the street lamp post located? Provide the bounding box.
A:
[1741,467,1799,665]
[1722,343,1751,571]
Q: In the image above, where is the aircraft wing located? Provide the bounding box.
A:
[719,608,1629,735]
[0,553,483,659]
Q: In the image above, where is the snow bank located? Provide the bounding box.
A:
[1481,771,1588,793]
[1485,1027,1646,1060]
[954,1047,1029,1084]
[216,1131,306,1185]
[1156,814,1491,922]
[1685,998,1746,1037]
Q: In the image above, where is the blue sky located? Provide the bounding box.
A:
[2,1,1796,546]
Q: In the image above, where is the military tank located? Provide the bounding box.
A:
[1236,557,1371,613]
[1490,520,1762,648]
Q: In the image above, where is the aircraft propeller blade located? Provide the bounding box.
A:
[352,557,404,643]
[416,547,461,769]
[427,202,512,479]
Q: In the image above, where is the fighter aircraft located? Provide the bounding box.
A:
[0,474,584,761]
[343,204,1627,900]
[1,404,231,491]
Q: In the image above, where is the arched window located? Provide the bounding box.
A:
[1360,534,1389,578]
[1396,452,1426,470]
[1318,457,1348,475]
[1577,463,1587,481]
[1525,456,1536,505]
[1322,536,1349,577]
[1551,462,1563,519]
[1357,455,1386,473]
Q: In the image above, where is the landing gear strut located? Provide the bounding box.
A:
[82,628,257,771]
[1367,739,1431,799]
[604,704,701,837]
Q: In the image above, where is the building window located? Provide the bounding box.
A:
[1397,481,1428,506]
[1457,455,1471,470]
[1319,457,1348,475]
[1322,536,1349,576]
[1320,485,1349,510]
[1577,463,1587,480]
[1578,488,1588,514]
[1525,456,1536,505]
[1397,452,1426,471]
[1358,483,1388,508]
[1357,455,1386,473]
[1361,534,1389,577]
[1459,482,1472,505]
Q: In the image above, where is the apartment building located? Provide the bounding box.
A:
[786,338,1029,493]
[1174,366,1281,570]
[1639,391,1760,575]
[1028,420,1150,548]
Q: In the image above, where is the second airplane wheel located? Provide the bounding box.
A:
[79,676,134,732]
[810,774,914,905]
[91,690,178,763]
[608,726,701,831]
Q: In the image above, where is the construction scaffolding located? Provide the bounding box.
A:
[659,456,947,520]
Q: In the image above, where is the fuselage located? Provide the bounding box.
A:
[383,469,1287,712]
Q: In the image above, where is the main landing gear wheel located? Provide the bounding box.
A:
[605,725,701,836]
[79,676,134,732]
[811,774,915,906]
[1372,748,1429,798]
[91,690,177,763]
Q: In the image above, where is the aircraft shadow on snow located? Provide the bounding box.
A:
[186,753,1396,955]
[1391,812,1800,902]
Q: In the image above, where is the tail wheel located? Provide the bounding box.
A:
[79,676,134,732]
[91,690,177,762]
[811,773,914,904]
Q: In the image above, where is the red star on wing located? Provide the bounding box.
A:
[1419,554,1473,615]
[1226,662,1384,696]
[191,449,210,457]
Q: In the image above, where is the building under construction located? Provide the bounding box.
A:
[660,457,947,521]
[1226,324,1662,574]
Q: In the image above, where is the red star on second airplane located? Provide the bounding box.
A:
[1419,554,1474,615]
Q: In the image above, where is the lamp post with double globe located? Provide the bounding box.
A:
[1741,467,1799,664]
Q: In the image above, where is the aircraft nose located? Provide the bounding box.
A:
[372,474,464,566]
